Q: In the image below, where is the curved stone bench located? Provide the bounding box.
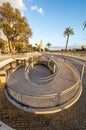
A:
[0,58,14,84]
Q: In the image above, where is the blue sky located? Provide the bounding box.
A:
[0,0,86,48]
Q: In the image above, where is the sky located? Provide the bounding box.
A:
[0,0,86,49]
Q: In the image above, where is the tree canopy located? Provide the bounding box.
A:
[46,42,52,49]
[0,2,32,53]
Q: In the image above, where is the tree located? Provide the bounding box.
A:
[0,2,32,53]
[15,43,24,53]
[63,27,74,50]
[35,43,39,48]
[0,38,4,48]
[83,21,86,30]
[27,44,33,52]
[0,38,8,52]
[35,43,39,51]
[46,42,51,49]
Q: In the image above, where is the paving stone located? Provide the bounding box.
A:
[0,57,86,130]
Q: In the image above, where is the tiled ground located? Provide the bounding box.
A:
[0,58,86,130]
[0,80,86,130]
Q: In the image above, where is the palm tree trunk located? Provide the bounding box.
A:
[65,35,69,50]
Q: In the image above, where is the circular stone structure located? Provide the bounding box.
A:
[5,54,82,114]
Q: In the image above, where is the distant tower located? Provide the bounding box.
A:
[39,40,45,52]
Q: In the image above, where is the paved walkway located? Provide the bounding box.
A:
[0,55,86,130]
[29,64,52,79]
[0,64,86,130]
[7,60,77,96]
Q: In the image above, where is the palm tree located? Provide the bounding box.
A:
[83,21,86,30]
[46,42,51,49]
[63,27,74,50]
[35,43,39,51]
[35,43,39,48]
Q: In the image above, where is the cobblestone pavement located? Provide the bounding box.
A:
[0,61,86,130]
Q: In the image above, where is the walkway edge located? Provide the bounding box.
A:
[4,85,82,114]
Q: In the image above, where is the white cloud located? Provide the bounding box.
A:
[37,8,43,15]
[0,0,26,11]
[30,5,44,15]
[31,5,37,11]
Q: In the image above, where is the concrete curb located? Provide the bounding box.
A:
[0,121,15,130]
[4,84,82,114]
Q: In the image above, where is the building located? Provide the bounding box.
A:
[82,45,86,50]
[39,40,45,52]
